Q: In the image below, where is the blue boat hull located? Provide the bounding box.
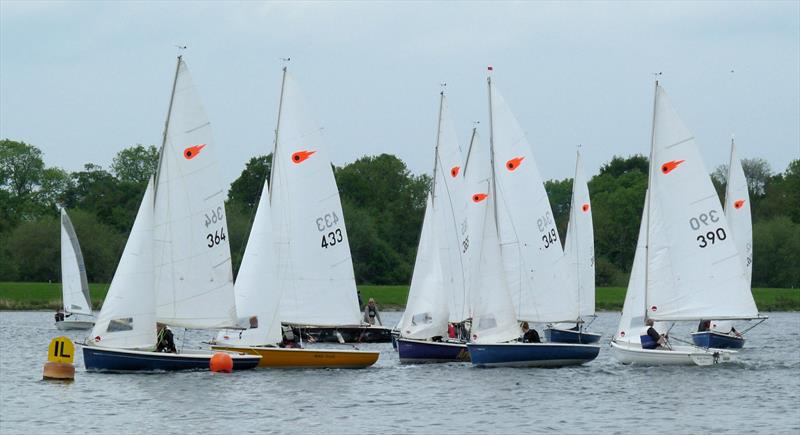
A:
[398,338,470,364]
[691,331,745,349]
[544,327,602,344]
[82,346,261,372]
[467,342,600,367]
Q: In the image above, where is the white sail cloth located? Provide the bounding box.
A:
[645,85,757,321]
[270,70,361,326]
[489,80,577,323]
[724,140,753,285]
[563,151,595,319]
[465,131,520,344]
[615,190,649,344]
[153,59,237,329]
[60,209,92,315]
[91,180,157,350]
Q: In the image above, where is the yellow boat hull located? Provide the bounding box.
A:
[211,345,379,369]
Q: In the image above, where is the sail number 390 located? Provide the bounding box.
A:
[689,210,726,248]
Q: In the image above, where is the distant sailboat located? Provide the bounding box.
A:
[545,151,602,344]
[466,71,600,367]
[56,209,95,330]
[210,67,379,369]
[397,91,471,364]
[691,137,761,349]
[611,81,760,366]
[81,56,260,371]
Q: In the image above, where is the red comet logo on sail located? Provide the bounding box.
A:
[734,199,746,209]
[472,193,488,203]
[291,150,316,164]
[183,144,206,160]
[650,305,658,312]
[661,159,685,174]
[506,156,524,171]
[450,166,461,178]
[582,203,590,212]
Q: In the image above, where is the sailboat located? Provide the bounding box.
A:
[210,67,379,369]
[397,91,471,364]
[691,138,761,349]
[56,209,95,330]
[81,56,260,371]
[545,151,602,344]
[610,81,760,366]
[466,71,600,367]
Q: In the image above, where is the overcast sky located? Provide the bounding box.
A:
[2,1,798,190]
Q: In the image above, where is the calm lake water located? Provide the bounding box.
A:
[1,311,798,434]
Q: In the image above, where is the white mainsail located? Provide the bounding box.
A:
[489,78,577,323]
[615,190,649,344]
[466,129,520,344]
[400,194,448,339]
[563,151,595,319]
[220,177,283,346]
[60,209,92,315]
[91,179,156,350]
[153,57,238,329]
[724,139,753,284]
[645,84,758,321]
[270,68,361,326]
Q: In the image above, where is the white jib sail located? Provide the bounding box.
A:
[724,139,753,285]
[60,209,92,315]
[489,79,577,323]
[91,179,156,350]
[433,94,469,323]
[615,190,649,344]
[218,178,283,346]
[401,194,448,339]
[466,129,520,344]
[645,84,758,321]
[153,58,238,329]
[563,151,595,319]
[270,69,361,326]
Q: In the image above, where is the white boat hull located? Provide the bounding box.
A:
[610,340,736,366]
[55,320,95,330]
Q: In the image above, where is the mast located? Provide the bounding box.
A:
[486,73,499,229]
[153,55,182,199]
[268,66,288,202]
[723,135,736,213]
[570,149,581,321]
[431,90,445,206]
[462,126,478,177]
[644,79,659,320]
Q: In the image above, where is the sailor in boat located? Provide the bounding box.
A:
[54,308,66,323]
[697,320,711,332]
[643,319,668,350]
[156,323,177,353]
[363,298,383,326]
[520,322,541,344]
[280,325,301,348]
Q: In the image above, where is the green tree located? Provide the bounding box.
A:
[228,154,271,208]
[4,216,60,281]
[111,144,159,185]
[544,178,573,241]
[0,139,44,198]
[752,216,800,288]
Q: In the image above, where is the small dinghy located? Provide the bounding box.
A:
[544,151,600,344]
[690,327,745,350]
[212,66,378,369]
[397,91,472,364]
[611,81,760,366]
[56,209,95,330]
[83,56,260,372]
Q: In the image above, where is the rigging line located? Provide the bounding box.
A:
[739,317,768,335]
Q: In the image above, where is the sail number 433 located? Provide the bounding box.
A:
[317,212,343,249]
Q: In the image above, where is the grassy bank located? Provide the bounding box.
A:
[1,282,798,311]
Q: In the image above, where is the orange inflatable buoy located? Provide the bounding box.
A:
[43,361,75,381]
[210,352,234,373]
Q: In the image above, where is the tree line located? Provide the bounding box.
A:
[1,139,798,288]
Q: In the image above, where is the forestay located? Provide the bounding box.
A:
[91,180,157,350]
[489,79,577,323]
[60,209,92,315]
[563,151,595,319]
[270,69,361,326]
[400,194,448,339]
[153,58,238,329]
[645,84,757,321]
[724,139,753,285]
[465,131,520,344]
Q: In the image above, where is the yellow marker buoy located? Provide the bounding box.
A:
[43,336,75,381]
